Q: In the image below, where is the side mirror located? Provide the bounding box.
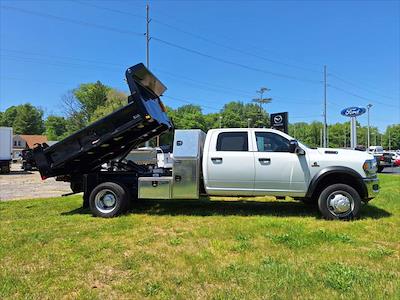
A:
[289,140,298,153]
[289,140,305,155]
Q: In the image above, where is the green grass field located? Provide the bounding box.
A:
[1,174,399,299]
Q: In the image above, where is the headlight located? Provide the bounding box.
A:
[363,159,377,176]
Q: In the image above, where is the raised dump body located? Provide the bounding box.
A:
[33,63,173,179]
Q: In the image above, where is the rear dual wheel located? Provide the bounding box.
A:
[89,182,130,218]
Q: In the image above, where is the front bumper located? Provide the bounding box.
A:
[363,177,379,200]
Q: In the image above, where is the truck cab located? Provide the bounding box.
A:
[201,128,379,219]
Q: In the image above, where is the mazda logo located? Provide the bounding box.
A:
[274,115,283,123]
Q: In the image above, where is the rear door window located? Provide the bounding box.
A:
[216,132,248,151]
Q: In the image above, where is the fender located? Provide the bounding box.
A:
[305,166,367,199]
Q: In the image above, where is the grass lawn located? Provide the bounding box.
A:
[1,174,399,299]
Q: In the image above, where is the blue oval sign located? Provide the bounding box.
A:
[341,106,366,117]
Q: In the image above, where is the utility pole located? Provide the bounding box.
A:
[320,128,323,147]
[389,129,391,151]
[247,118,251,128]
[146,3,150,69]
[367,104,372,148]
[219,116,223,128]
[145,3,155,147]
[323,65,327,148]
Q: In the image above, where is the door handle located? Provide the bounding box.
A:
[258,158,271,164]
[211,157,223,163]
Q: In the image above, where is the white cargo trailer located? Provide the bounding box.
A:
[0,127,13,173]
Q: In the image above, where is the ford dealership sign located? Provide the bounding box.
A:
[341,106,366,117]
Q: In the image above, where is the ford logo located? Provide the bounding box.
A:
[340,106,366,117]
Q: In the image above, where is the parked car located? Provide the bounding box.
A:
[368,146,393,172]
[31,63,379,220]
[21,149,37,171]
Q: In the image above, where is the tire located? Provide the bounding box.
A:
[89,182,130,218]
[377,166,384,173]
[318,183,361,220]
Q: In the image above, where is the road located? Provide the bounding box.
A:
[382,167,400,175]
[0,163,71,201]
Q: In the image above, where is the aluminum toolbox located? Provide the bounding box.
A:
[172,130,206,199]
[138,176,173,199]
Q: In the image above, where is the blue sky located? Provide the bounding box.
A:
[1,0,399,131]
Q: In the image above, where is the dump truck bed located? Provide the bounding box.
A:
[33,63,173,179]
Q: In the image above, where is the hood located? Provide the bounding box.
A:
[312,148,374,161]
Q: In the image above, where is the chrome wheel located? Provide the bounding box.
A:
[94,189,117,214]
[327,190,354,217]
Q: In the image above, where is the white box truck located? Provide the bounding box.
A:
[0,127,13,173]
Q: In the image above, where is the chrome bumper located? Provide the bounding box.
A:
[363,177,379,199]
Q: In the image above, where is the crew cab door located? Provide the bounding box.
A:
[252,131,309,195]
[205,131,255,196]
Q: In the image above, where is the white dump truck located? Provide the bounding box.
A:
[0,127,13,173]
[31,63,379,220]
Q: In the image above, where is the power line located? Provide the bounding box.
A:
[0,50,320,105]
[71,0,145,19]
[1,5,321,87]
[1,48,121,67]
[162,95,220,111]
[151,19,321,74]
[152,37,322,85]
[4,2,396,113]
[154,68,254,97]
[149,5,324,69]
[69,1,323,81]
[329,72,399,100]
[0,5,145,36]
[328,84,399,108]
[0,76,74,86]
[291,114,323,119]
[71,1,398,109]
[155,68,322,105]
[0,54,121,72]
[71,0,322,74]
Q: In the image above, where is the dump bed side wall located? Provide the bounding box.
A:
[33,64,173,179]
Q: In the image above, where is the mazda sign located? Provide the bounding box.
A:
[270,112,288,133]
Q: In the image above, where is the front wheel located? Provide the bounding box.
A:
[318,184,361,220]
[89,182,130,218]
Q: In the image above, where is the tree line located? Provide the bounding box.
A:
[1,81,399,149]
